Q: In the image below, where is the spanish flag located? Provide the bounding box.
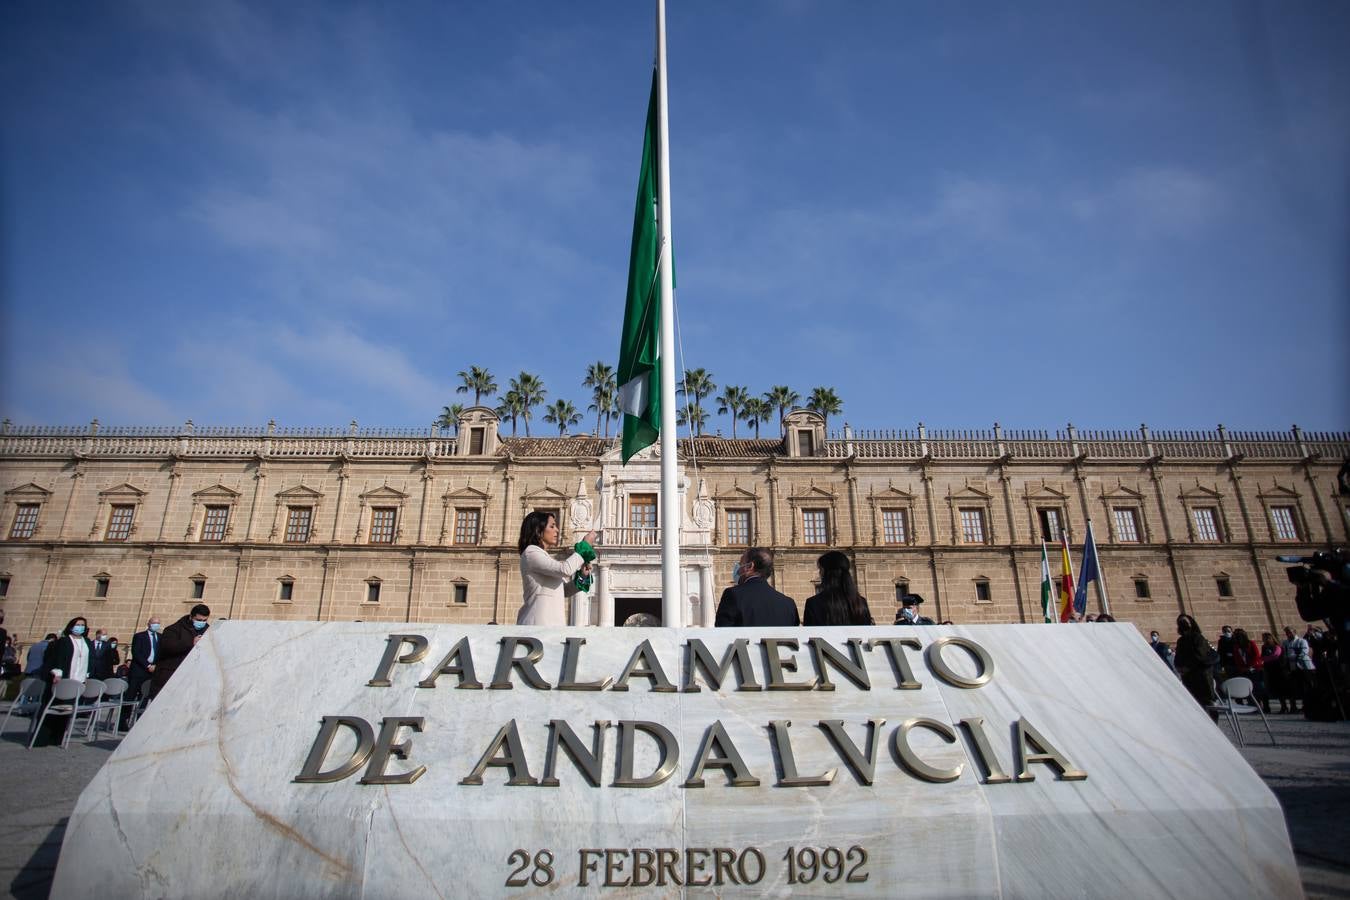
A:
[1057,533,1077,622]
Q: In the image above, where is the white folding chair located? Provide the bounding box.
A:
[1217,676,1276,746]
[1,677,45,736]
[27,679,82,749]
[91,677,131,737]
[74,679,106,741]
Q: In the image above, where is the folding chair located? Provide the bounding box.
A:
[1216,676,1276,746]
[27,679,82,749]
[0,677,44,736]
[74,679,106,741]
[91,677,131,738]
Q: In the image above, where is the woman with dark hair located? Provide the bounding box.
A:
[34,616,93,746]
[516,511,597,626]
[1174,614,1217,708]
[802,550,874,626]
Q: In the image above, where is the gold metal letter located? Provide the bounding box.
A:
[768,720,836,786]
[416,636,482,689]
[925,637,994,688]
[762,639,818,690]
[294,715,376,783]
[557,637,614,691]
[360,717,427,785]
[958,716,1012,784]
[818,719,886,785]
[489,636,552,690]
[612,639,677,692]
[684,720,761,787]
[893,718,964,783]
[1014,717,1088,782]
[367,634,430,687]
[683,638,762,692]
[613,720,680,787]
[808,637,871,691]
[459,719,539,785]
[867,637,923,689]
[541,719,611,787]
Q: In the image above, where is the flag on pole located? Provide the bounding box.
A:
[1073,520,1102,617]
[617,72,662,464]
[1040,541,1054,623]
[1057,533,1076,622]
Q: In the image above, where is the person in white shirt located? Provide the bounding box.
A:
[35,616,93,746]
[516,511,597,626]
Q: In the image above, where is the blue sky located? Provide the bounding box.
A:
[2,1,1347,434]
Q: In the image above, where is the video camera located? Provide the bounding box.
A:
[1279,548,1350,622]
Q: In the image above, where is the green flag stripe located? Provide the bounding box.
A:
[618,72,662,464]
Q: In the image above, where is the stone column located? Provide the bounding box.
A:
[698,564,714,627]
[245,462,267,541]
[595,563,614,627]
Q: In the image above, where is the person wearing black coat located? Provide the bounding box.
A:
[151,605,210,696]
[34,616,94,747]
[803,550,874,626]
[715,548,800,627]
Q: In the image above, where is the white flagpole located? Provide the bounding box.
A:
[655,0,681,627]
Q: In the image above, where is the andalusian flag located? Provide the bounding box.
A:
[1039,542,1054,623]
[1057,533,1077,622]
[617,73,662,463]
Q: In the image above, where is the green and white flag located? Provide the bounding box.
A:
[1040,541,1054,623]
[617,73,661,464]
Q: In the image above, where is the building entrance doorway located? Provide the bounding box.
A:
[614,596,661,627]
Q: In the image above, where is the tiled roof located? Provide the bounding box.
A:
[678,437,784,458]
[499,437,614,457]
[496,436,786,459]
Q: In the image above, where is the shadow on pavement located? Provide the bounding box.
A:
[9,820,65,900]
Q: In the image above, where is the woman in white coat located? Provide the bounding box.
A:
[516,511,598,626]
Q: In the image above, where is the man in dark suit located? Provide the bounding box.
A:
[89,628,118,679]
[121,616,162,729]
[715,547,799,627]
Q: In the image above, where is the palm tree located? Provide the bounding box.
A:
[764,385,800,437]
[495,390,523,436]
[742,397,773,439]
[583,361,617,437]
[677,404,708,435]
[510,372,547,437]
[807,386,843,434]
[436,403,465,435]
[677,368,716,437]
[716,385,751,438]
[456,366,497,407]
[543,399,582,436]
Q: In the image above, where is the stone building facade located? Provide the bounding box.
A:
[1,411,1346,643]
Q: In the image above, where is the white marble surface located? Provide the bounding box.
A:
[51,622,1302,898]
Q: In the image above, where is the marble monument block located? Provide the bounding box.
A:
[52,622,1302,898]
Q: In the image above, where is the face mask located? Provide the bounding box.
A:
[72,625,86,636]
[110,642,118,649]
[193,620,208,631]
[901,608,917,623]
[149,623,162,633]
[731,563,743,584]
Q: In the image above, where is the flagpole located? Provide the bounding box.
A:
[655,0,681,627]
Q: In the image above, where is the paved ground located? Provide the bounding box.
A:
[2,711,1348,898]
